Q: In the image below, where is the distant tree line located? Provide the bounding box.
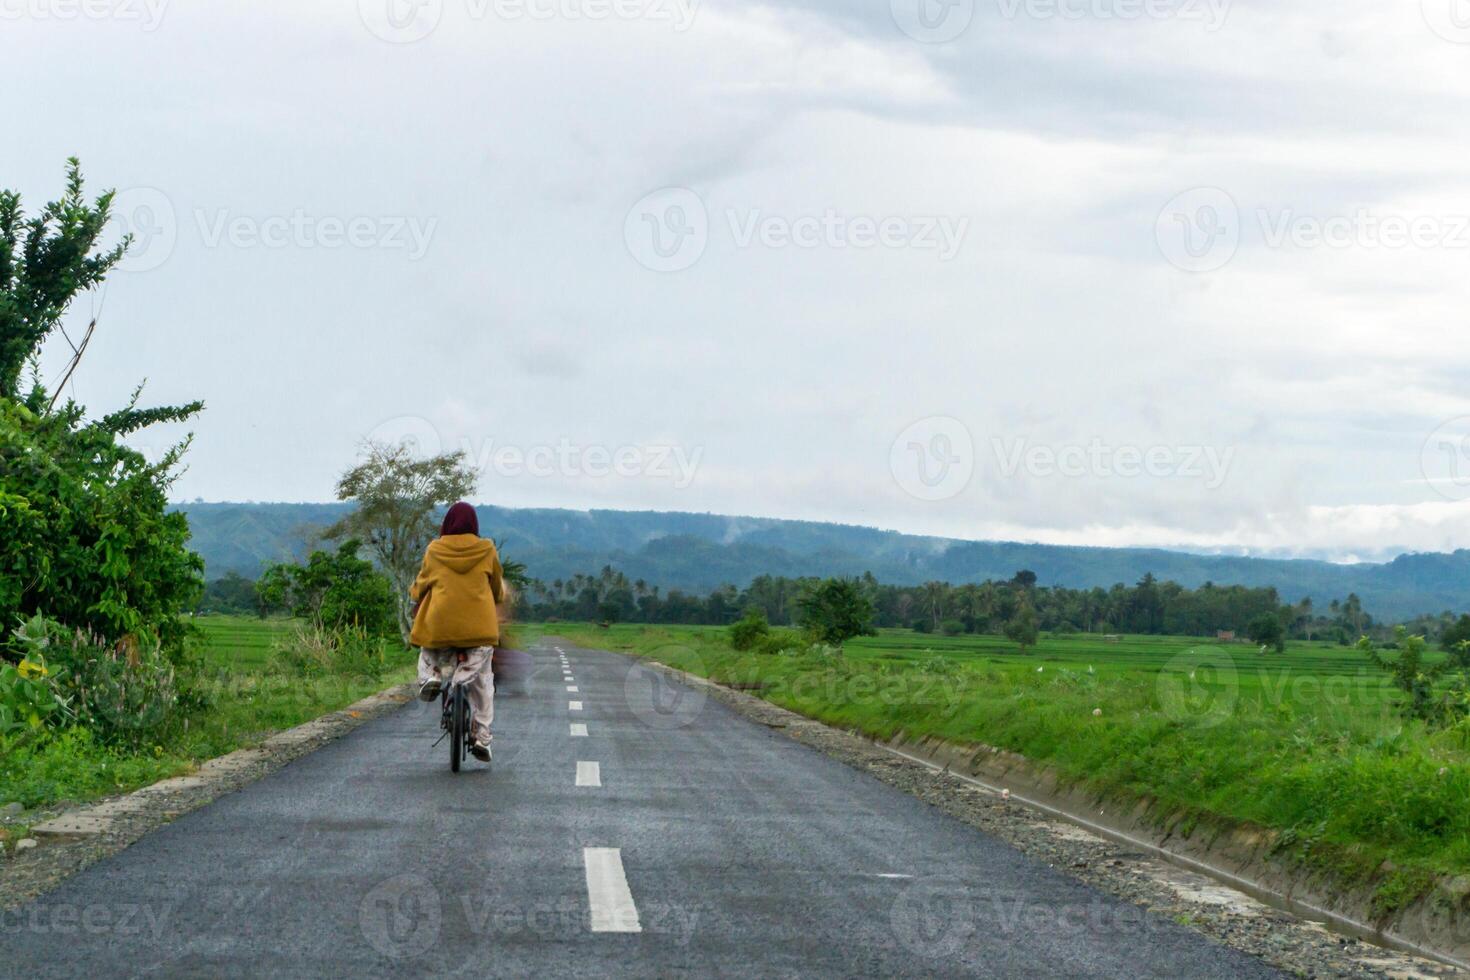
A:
[203,560,1470,649]
[508,567,1404,645]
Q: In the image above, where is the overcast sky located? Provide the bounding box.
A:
[7,0,1470,562]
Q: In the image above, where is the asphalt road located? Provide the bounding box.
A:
[0,641,1282,978]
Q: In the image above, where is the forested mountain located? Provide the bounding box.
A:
[177,502,1470,621]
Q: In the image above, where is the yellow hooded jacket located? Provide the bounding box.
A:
[409,534,505,649]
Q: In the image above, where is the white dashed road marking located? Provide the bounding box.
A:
[576,761,601,787]
[570,701,583,711]
[584,848,641,933]
[570,723,588,737]
[567,685,578,693]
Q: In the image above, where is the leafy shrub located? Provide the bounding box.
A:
[911,619,932,634]
[940,619,966,636]
[11,615,178,748]
[257,541,396,636]
[1360,629,1470,726]
[796,578,876,646]
[0,658,64,736]
[758,628,807,656]
[2,163,204,658]
[729,609,770,651]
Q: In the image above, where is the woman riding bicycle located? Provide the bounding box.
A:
[410,502,505,763]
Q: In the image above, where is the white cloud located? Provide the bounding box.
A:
[8,0,1470,559]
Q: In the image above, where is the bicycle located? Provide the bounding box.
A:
[434,652,476,773]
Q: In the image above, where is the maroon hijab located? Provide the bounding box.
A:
[440,501,479,537]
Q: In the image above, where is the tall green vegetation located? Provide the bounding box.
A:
[327,442,477,643]
[796,578,877,646]
[256,541,397,637]
[1004,601,1039,652]
[1247,612,1286,652]
[1359,628,1470,726]
[0,160,203,659]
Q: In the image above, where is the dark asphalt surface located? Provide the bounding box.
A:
[0,641,1282,978]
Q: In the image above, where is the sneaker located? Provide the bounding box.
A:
[470,741,492,763]
[418,679,443,703]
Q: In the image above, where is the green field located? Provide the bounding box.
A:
[0,616,414,819]
[526,623,1470,913]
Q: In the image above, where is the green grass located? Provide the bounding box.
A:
[0,616,414,815]
[527,623,1470,909]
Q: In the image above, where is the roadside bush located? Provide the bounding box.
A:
[0,658,65,736]
[758,628,807,656]
[1360,630,1470,726]
[257,541,396,636]
[729,609,771,651]
[911,619,932,634]
[11,615,178,748]
[940,619,966,636]
[272,624,389,680]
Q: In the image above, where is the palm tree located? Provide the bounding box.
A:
[922,581,949,632]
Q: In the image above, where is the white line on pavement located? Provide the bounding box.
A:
[584,848,641,933]
[576,761,601,787]
[570,723,588,737]
[567,685,578,693]
[570,701,583,711]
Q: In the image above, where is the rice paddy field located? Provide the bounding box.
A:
[525,622,1470,911]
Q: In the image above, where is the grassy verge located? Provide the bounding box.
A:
[527,622,1470,911]
[0,616,413,814]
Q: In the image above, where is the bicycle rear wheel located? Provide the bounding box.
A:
[450,685,466,773]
